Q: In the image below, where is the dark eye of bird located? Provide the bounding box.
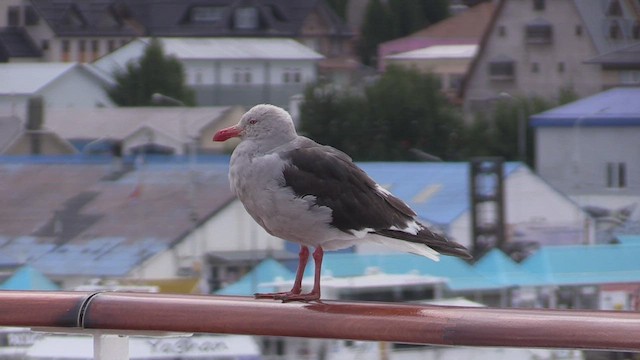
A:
[249,119,258,125]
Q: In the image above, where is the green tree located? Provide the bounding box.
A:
[358,0,395,66]
[108,38,195,106]
[326,0,348,20]
[358,0,450,66]
[300,66,464,161]
[463,88,577,167]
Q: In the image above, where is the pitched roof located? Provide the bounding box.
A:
[0,156,234,277]
[403,1,496,40]
[386,44,477,61]
[29,0,141,37]
[0,63,110,95]
[215,258,294,296]
[144,37,324,60]
[0,265,60,290]
[530,87,640,127]
[585,42,640,67]
[120,0,351,38]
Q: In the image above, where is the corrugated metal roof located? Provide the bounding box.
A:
[146,37,324,60]
[0,62,76,94]
[0,157,234,277]
[357,162,521,225]
[530,87,640,127]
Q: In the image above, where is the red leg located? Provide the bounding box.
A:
[255,246,309,299]
[280,247,323,302]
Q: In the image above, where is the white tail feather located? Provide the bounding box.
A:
[370,235,440,262]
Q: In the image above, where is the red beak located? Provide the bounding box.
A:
[213,125,242,142]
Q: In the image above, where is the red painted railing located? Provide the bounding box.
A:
[1,290,640,351]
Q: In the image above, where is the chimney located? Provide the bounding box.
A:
[26,96,44,155]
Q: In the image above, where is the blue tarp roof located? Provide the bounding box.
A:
[0,265,60,290]
[530,87,640,127]
[357,162,521,225]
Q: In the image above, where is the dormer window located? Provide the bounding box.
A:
[609,21,622,40]
[532,0,545,11]
[191,6,225,23]
[525,19,553,44]
[489,56,515,81]
[606,0,622,17]
[234,7,259,29]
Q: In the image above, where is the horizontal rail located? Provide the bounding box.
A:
[1,291,640,351]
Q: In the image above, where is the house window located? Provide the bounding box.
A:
[533,0,545,11]
[632,21,640,40]
[234,7,259,29]
[108,39,116,52]
[78,39,86,62]
[282,68,302,84]
[91,40,99,60]
[61,40,71,61]
[489,59,515,80]
[24,6,39,25]
[41,39,49,51]
[609,22,621,40]
[619,71,640,84]
[606,162,626,188]
[526,23,553,44]
[606,0,622,17]
[233,68,252,84]
[531,62,539,73]
[190,6,224,23]
[497,25,506,37]
[8,6,20,26]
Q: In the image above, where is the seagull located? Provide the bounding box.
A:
[213,104,472,302]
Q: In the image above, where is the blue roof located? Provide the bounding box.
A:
[530,87,640,127]
[0,265,59,290]
[215,258,294,296]
[357,162,521,225]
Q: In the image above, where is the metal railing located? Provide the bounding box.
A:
[1,290,640,356]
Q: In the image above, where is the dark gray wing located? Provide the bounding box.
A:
[280,144,415,234]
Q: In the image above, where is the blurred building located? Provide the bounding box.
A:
[461,0,640,117]
[43,106,245,155]
[0,62,114,118]
[93,37,323,107]
[531,86,640,242]
[0,0,356,79]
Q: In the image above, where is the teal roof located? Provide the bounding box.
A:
[357,162,522,225]
[521,243,640,286]
[215,258,294,296]
[0,265,60,291]
[616,235,640,245]
[218,243,640,295]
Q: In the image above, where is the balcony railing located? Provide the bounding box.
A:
[1,290,640,359]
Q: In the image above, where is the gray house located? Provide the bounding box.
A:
[531,87,640,240]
